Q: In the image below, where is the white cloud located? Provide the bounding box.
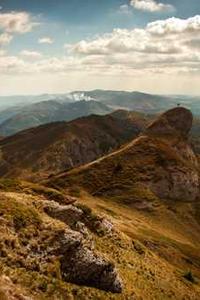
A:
[20,50,42,59]
[0,49,6,56]
[66,15,200,76]
[0,55,26,73]
[38,37,54,44]
[0,11,38,33]
[130,0,175,13]
[118,5,132,15]
[0,15,200,85]
[0,32,12,46]
[147,15,200,35]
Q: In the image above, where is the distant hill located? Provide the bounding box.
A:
[0,100,112,136]
[72,90,176,113]
[0,90,200,137]
[0,111,149,180]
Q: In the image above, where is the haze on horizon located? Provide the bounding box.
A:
[0,0,200,96]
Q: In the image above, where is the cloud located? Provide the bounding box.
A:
[0,55,26,73]
[147,15,200,35]
[66,15,200,75]
[118,5,132,15]
[0,11,38,33]
[0,49,6,56]
[0,15,200,79]
[184,38,200,49]
[130,0,175,13]
[20,50,42,59]
[38,37,54,44]
[0,33,12,46]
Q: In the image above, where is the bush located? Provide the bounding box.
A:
[183,271,196,283]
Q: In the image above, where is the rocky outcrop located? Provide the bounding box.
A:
[43,201,122,293]
[144,107,199,200]
[56,230,122,293]
[44,203,83,227]
[44,201,114,236]
[146,107,193,138]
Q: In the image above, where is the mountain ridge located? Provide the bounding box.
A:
[0,111,149,180]
[48,107,199,202]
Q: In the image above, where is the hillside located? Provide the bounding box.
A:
[0,107,199,299]
[0,100,112,136]
[0,178,200,300]
[48,107,199,202]
[0,111,149,180]
[0,178,199,300]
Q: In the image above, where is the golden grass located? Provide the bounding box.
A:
[0,182,200,299]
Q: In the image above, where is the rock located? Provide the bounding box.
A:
[146,107,193,138]
[141,107,199,201]
[44,203,122,293]
[58,230,122,293]
[61,195,77,205]
[93,217,114,236]
[44,201,114,236]
[43,202,83,227]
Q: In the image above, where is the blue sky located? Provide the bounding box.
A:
[0,0,200,95]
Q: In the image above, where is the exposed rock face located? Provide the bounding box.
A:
[44,201,122,293]
[44,203,84,227]
[144,107,199,200]
[44,201,114,236]
[146,107,193,138]
[57,230,122,293]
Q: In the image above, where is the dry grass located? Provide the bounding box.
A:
[0,185,199,299]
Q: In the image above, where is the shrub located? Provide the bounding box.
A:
[183,271,196,283]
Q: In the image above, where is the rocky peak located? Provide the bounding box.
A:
[146,107,193,139]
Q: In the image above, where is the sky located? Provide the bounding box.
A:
[0,0,200,95]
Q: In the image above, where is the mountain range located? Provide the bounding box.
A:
[0,90,200,137]
[0,100,112,136]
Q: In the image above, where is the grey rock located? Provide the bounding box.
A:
[58,230,122,293]
[44,202,83,227]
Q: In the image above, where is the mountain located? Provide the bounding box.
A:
[73,90,176,113]
[0,107,200,299]
[48,107,199,202]
[1,90,200,137]
[0,93,73,111]
[0,111,149,180]
[0,100,112,136]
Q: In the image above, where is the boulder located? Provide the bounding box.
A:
[58,230,122,293]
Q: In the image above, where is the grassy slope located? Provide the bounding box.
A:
[0,112,148,180]
[0,177,199,299]
[48,134,193,201]
[73,190,200,300]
